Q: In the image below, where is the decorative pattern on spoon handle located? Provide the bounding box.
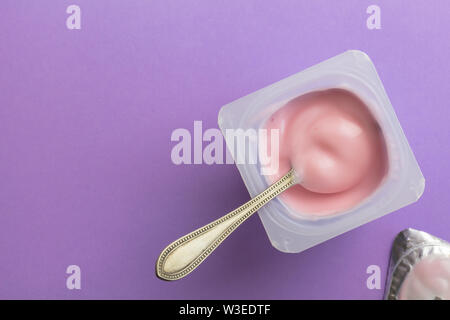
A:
[156,168,296,281]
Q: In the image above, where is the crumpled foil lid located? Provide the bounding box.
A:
[385,228,450,300]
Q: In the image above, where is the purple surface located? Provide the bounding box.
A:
[0,0,449,299]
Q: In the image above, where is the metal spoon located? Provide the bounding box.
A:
[156,168,297,281]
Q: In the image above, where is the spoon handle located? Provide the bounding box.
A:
[156,168,296,281]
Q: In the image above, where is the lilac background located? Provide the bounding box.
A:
[0,0,449,299]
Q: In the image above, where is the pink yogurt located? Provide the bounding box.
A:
[264,89,388,217]
[399,256,450,300]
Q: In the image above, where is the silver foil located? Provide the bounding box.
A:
[385,228,450,300]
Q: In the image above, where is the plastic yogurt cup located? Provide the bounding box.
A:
[218,50,425,253]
